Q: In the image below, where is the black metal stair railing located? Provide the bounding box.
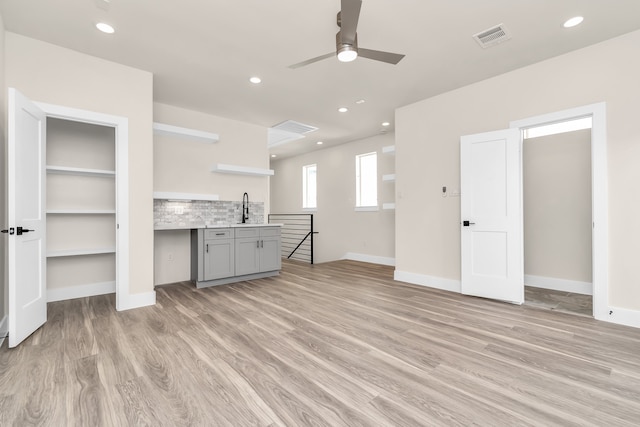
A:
[268,213,317,264]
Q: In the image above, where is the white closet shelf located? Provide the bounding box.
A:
[47,248,116,258]
[382,174,396,182]
[210,163,274,176]
[47,165,115,177]
[153,122,219,143]
[382,145,396,155]
[382,203,396,210]
[153,192,219,201]
[47,209,116,214]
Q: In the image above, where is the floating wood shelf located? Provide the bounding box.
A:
[47,248,116,258]
[153,122,219,143]
[210,163,274,176]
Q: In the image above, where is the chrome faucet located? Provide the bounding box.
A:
[242,192,249,223]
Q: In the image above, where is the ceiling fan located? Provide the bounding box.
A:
[289,0,405,69]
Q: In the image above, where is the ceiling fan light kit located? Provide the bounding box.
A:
[289,0,404,69]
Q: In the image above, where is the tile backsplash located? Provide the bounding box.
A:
[154,199,265,227]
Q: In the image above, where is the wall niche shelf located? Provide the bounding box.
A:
[382,174,396,182]
[382,145,396,155]
[47,165,115,177]
[153,122,219,144]
[210,163,274,177]
[153,192,220,201]
[47,248,116,258]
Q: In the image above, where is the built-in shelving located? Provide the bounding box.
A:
[382,174,396,182]
[382,145,396,155]
[153,122,219,144]
[153,191,220,201]
[47,248,116,258]
[47,165,115,177]
[47,209,116,215]
[210,163,274,176]
[383,203,396,210]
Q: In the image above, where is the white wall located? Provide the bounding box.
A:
[524,129,592,284]
[5,33,154,297]
[153,102,270,285]
[271,133,395,264]
[396,30,640,314]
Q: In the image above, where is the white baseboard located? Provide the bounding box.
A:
[524,275,592,295]
[0,315,8,347]
[342,252,396,266]
[47,281,116,302]
[600,306,640,329]
[118,291,156,311]
[394,270,461,293]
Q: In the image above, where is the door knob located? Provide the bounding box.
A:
[462,221,476,227]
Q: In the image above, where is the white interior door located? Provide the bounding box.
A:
[7,88,47,347]
[460,128,523,304]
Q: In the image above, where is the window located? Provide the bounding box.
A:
[302,164,317,209]
[355,152,377,208]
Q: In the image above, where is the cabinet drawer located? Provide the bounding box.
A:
[204,228,234,239]
[235,228,260,239]
[260,227,281,237]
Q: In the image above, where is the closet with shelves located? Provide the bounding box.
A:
[46,118,117,301]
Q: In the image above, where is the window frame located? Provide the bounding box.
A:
[302,163,317,210]
[355,151,378,209]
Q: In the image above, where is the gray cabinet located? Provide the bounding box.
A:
[192,226,281,288]
[234,227,281,276]
[203,229,235,280]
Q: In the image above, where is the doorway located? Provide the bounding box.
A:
[510,102,608,321]
[522,118,593,316]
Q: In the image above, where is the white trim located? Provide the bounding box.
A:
[604,306,640,329]
[510,102,608,321]
[0,316,8,347]
[342,252,396,266]
[36,102,132,312]
[301,208,317,213]
[355,206,379,212]
[47,281,116,302]
[153,191,219,201]
[394,270,461,293]
[524,275,592,296]
[153,122,219,143]
[119,291,156,311]
[210,163,274,176]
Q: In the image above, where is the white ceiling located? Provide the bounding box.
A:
[2,0,640,159]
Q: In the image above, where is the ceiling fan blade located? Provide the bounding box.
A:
[288,52,335,69]
[340,0,362,44]
[358,48,405,65]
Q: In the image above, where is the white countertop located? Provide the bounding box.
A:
[154,223,282,231]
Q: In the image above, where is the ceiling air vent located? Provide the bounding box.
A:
[272,120,318,135]
[472,24,511,48]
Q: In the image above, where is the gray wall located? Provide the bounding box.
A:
[524,129,592,283]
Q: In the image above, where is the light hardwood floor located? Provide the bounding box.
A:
[1,260,640,426]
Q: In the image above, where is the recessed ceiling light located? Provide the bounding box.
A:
[249,76,262,84]
[271,154,277,158]
[338,107,348,113]
[563,16,584,28]
[382,122,390,127]
[316,141,324,145]
[96,22,115,34]
[355,99,366,104]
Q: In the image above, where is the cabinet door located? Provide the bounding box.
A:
[235,237,260,276]
[260,236,281,272]
[204,239,235,280]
